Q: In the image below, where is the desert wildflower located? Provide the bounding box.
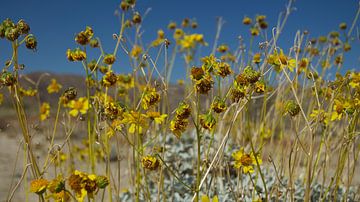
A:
[217,44,229,53]
[298,58,309,72]
[122,111,147,134]
[243,66,261,84]
[48,175,65,194]
[104,101,124,120]
[343,43,351,52]
[67,48,86,61]
[61,87,77,104]
[132,12,142,24]
[200,113,216,130]
[349,72,360,88]
[278,50,296,72]
[146,111,167,124]
[47,79,62,94]
[173,28,184,40]
[182,18,190,27]
[242,16,252,25]
[30,178,49,195]
[170,118,188,139]
[214,62,232,78]
[268,49,296,72]
[285,100,300,116]
[151,29,165,47]
[0,71,16,86]
[68,97,89,117]
[89,38,99,48]
[250,27,260,36]
[68,170,97,201]
[177,79,185,86]
[310,109,329,125]
[330,99,351,121]
[103,54,116,65]
[75,26,94,45]
[101,71,117,87]
[180,33,206,50]
[19,87,37,97]
[168,21,177,30]
[17,19,30,35]
[25,35,37,50]
[175,102,191,119]
[130,45,143,58]
[211,97,227,113]
[201,55,217,73]
[252,53,261,64]
[255,80,266,93]
[48,190,70,202]
[230,82,246,103]
[141,87,160,110]
[339,22,347,30]
[232,148,262,174]
[142,155,160,170]
[201,195,219,202]
[40,102,50,121]
[193,73,214,94]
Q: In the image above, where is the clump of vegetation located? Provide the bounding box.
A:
[1,0,360,201]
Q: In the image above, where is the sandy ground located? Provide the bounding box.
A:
[0,129,131,202]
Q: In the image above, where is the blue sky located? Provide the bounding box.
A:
[0,0,359,80]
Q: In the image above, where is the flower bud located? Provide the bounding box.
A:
[132,12,142,24]
[285,100,300,116]
[5,27,20,41]
[103,54,116,65]
[89,38,99,48]
[25,36,37,50]
[17,19,30,35]
[96,176,109,189]
[0,72,16,86]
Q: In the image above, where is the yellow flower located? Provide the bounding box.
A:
[177,79,185,86]
[217,44,229,53]
[40,102,50,121]
[141,155,160,170]
[310,109,329,125]
[47,79,62,94]
[330,99,351,121]
[349,72,360,89]
[145,111,168,124]
[122,111,147,134]
[211,97,227,113]
[232,148,262,174]
[179,33,207,50]
[68,97,89,117]
[201,195,219,202]
[268,49,296,72]
[19,86,38,97]
[141,87,160,110]
[47,190,70,202]
[170,118,188,139]
[252,53,261,64]
[173,28,184,40]
[130,45,143,58]
[278,50,296,72]
[68,170,98,202]
[30,178,49,195]
[199,113,216,130]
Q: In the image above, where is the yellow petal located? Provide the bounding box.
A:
[69,109,79,117]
